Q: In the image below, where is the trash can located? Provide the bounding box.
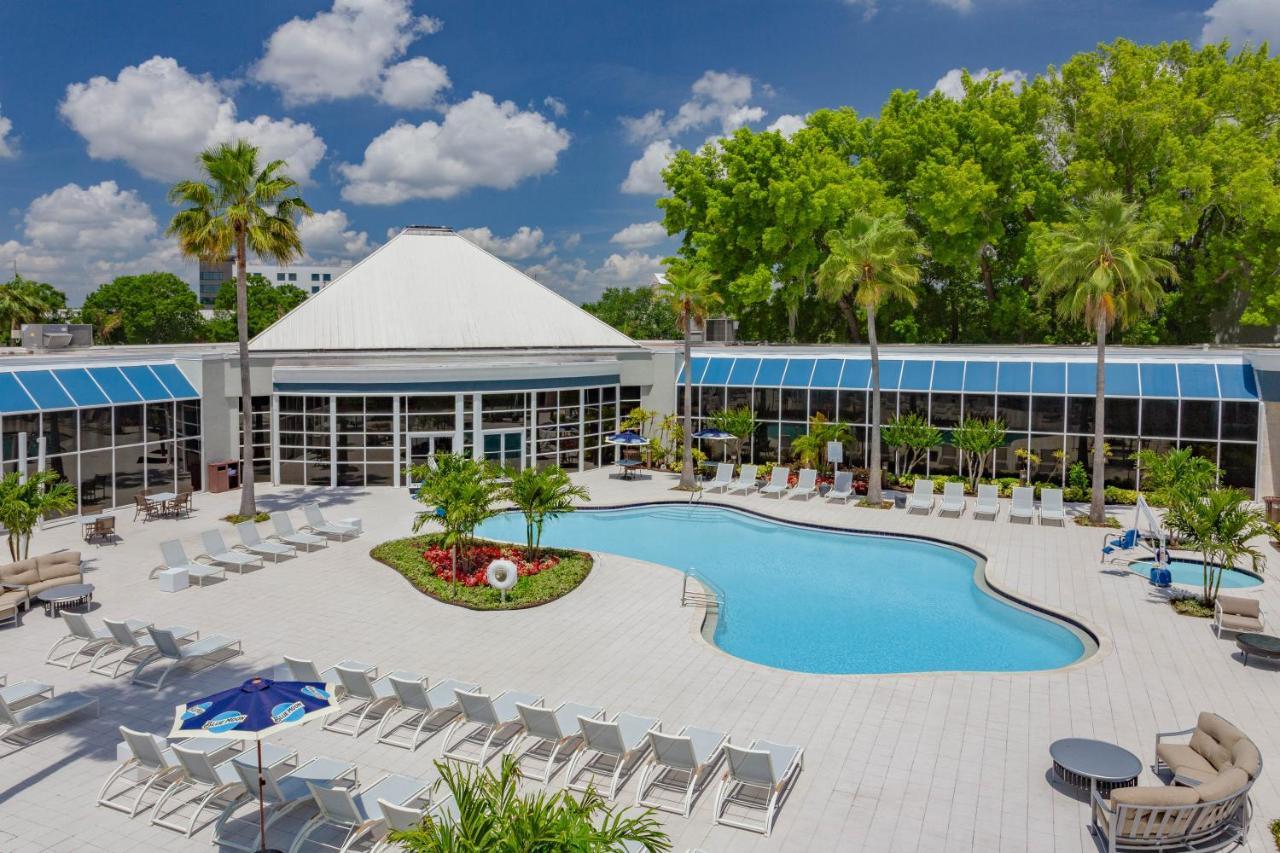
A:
[206,460,236,493]
[1265,496,1280,523]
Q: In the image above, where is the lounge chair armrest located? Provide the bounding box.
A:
[1156,726,1197,743]
[191,553,217,566]
[1,582,28,591]
[1090,786,1115,818]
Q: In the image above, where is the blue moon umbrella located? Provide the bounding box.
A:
[605,430,647,445]
[692,428,735,441]
[169,677,339,853]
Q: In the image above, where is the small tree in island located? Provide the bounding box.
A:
[951,417,1006,493]
[1163,487,1268,608]
[504,466,589,565]
[709,406,755,465]
[881,413,942,478]
[410,453,504,599]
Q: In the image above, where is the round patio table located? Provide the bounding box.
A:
[35,583,95,617]
[1236,633,1280,667]
[1050,738,1141,799]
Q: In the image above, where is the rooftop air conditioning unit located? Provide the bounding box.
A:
[20,323,94,351]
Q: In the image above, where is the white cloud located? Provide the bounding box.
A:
[931,67,1027,100]
[0,104,15,158]
[339,92,570,203]
[843,0,879,20]
[251,0,442,106]
[60,56,326,183]
[1201,0,1280,48]
[621,139,677,195]
[609,221,667,249]
[458,225,549,260]
[0,181,190,300]
[379,57,451,109]
[767,114,807,138]
[524,250,664,302]
[561,232,582,250]
[298,209,372,263]
[932,0,973,10]
[622,70,766,143]
[543,96,568,117]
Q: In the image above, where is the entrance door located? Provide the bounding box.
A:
[482,430,524,472]
[406,432,454,486]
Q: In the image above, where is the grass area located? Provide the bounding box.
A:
[371,535,593,611]
[1073,515,1122,528]
[1171,597,1215,618]
[223,511,270,524]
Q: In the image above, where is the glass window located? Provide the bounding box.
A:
[997,395,1029,432]
[1031,396,1064,433]
[810,389,836,421]
[753,422,779,462]
[875,391,898,424]
[114,445,145,506]
[781,389,807,421]
[42,410,76,455]
[930,443,960,476]
[145,441,175,490]
[79,448,112,514]
[1180,400,1219,440]
[898,392,928,419]
[483,393,524,412]
[336,464,362,486]
[79,407,113,451]
[1103,437,1138,488]
[1106,398,1139,436]
[1067,397,1094,435]
[930,394,962,428]
[838,390,867,424]
[1220,443,1257,494]
[1141,399,1178,438]
[559,390,580,407]
[305,396,329,414]
[963,394,995,422]
[700,386,725,416]
[364,396,394,413]
[779,423,806,463]
[145,402,172,442]
[1182,441,1218,471]
[44,455,77,519]
[1220,401,1259,442]
[335,397,363,414]
[181,438,201,490]
[306,463,330,486]
[3,413,38,460]
[753,388,780,420]
[179,400,201,438]
[114,405,144,446]
[278,396,304,413]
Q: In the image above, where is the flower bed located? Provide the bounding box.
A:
[372,534,592,610]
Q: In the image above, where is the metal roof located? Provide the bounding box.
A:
[249,227,640,353]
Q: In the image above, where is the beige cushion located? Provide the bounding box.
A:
[1195,767,1249,803]
[1173,763,1221,785]
[0,558,39,586]
[27,577,81,597]
[1218,595,1260,618]
[1157,743,1215,776]
[1219,613,1264,631]
[1111,785,1199,807]
[1191,729,1233,770]
[1197,713,1244,748]
[35,552,81,582]
[1230,738,1261,779]
[0,587,26,608]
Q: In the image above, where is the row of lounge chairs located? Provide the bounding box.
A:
[43,611,242,688]
[285,656,804,836]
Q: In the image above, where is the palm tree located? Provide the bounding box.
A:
[656,263,722,490]
[817,212,924,505]
[789,413,852,475]
[504,466,589,564]
[0,275,58,341]
[167,140,312,518]
[1164,487,1268,606]
[1038,191,1176,524]
[0,470,77,559]
[411,453,505,598]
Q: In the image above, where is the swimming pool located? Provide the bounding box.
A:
[477,504,1088,675]
[1129,559,1262,589]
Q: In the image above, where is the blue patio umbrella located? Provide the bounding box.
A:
[692,428,734,441]
[169,677,339,853]
[605,430,647,445]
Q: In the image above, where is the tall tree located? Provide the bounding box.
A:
[656,262,722,490]
[817,212,924,504]
[1037,191,1176,523]
[580,286,679,339]
[0,274,66,339]
[167,140,312,518]
[82,272,205,344]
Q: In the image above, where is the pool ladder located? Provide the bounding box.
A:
[681,569,723,612]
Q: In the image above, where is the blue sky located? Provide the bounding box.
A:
[0,0,1272,304]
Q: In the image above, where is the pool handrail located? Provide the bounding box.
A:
[682,569,724,612]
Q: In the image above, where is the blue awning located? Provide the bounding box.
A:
[14,371,74,410]
[1216,364,1258,400]
[781,359,815,387]
[997,361,1031,394]
[1140,363,1178,398]
[1032,362,1065,395]
[839,360,870,390]
[1178,363,1219,399]
[754,359,785,386]
[1067,362,1140,396]
[0,374,37,413]
[150,364,199,399]
[931,361,964,392]
[52,368,109,407]
[87,367,142,404]
[810,359,843,389]
[701,358,733,385]
[727,358,760,386]
[898,360,932,391]
[120,365,172,401]
[677,357,708,385]
[963,361,997,393]
[877,360,904,390]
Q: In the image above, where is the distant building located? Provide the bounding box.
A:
[195,259,351,305]
[651,273,737,342]
[197,258,234,306]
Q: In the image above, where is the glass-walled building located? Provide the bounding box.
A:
[680,350,1262,495]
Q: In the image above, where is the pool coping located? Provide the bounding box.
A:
[559,498,1106,679]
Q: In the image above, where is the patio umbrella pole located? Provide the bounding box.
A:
[257,740,267,853]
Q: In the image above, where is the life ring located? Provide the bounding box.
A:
[486,559,518,592]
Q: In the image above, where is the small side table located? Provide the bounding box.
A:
[1050,738,1142,799]
[35,584,95,617]
[1236,633,1280,667]
[158,567,189,593]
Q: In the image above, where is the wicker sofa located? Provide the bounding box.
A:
[0,551,83,620]
[1091,713,1261,853]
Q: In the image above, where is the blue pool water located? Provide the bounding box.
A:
[1130,560,1262,589]
[477,505,1086,675]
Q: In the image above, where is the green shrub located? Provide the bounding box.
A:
[757,461,775,482]
[223,511,269,524]
[1105,486,1138,505]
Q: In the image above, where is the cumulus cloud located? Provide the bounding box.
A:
[767,114,807,138]
[0,104,15,158]
[609,221,667,249]
[298,209,372,263]
[1201,0,1280,48]
[932,0,973,10]
[60,56,326,183]
[622,70,766,143]
[252,0,442,106]
[379,57,451,109]
[458,225,549,260]
[931,67,1027,100]
[561,233,582,250]
[339,92,570,203]
[621,139,677,195]
[524,251,664,302]
[543,96,568,117]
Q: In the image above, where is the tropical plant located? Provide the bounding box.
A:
[817,211,925,503]
[410,453,505,599]
[0,274,66,339]
[391,756,671,852]
[881,413,942,476]
[1014,447,1040,486]
[580,286,680,339]
[789,413,852,474]
[167,139,313,519]
[709,406,755,464]
[1037,191,1177,523]
[1163,487,1268,605]
[1132,446,1220,507]
[657,262,722,489]
[503,466,589,564]
[0,470,77,560]
[950,418,1007,493]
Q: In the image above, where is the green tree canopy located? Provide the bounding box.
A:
[81,272,205,344]
[580,286,679,339]
[0,274,67,337]
[206,273,307,340]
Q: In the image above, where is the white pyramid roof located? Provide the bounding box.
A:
[250,227,638,352]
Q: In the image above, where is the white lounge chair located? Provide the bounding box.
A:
[89,619,198,679]
[704,463,735,493]
[725,464,758,494]
[375,674,478,751]
[237,521,296,562]
[45,612,150,669]
[372,798,440,852]
[213,756,359,852]
[713,739,804,837]
[290,774,431,853]
[198,529,264,573]
[149,742,292,837]
[440,689,544,767]
[826,471,854,503]
[1010,486,1035,523]
[974,483,1000,519]
[324,666,421,738]
[302,502,360,541]
[566,712,662,800]
[132,626,242,689]
[97,726,239,818]
[0,682,98,741]
[788,469,818,500]
[759,467,790,499]
[510,700,605,785]
[906,479,935,513]
[1040,488,1067,525]
[940,482,966,516]
[284,656,376,701]
[0,678,52,710]
[153,539,224,586]
[270,512,326,552]
[636,726,728,817]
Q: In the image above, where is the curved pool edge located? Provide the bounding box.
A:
[568,498,1105,679]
